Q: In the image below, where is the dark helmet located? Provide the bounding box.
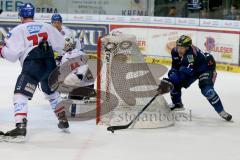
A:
[51,13,62,23]
[176,35,192,47]
[18,3,35,18]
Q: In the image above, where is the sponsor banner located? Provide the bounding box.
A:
[67,0,154,16]
[145,56,240,73]
[0,0,154,16]
[197,32,239,64]
[110,24,239,65]
[110,25,197,57]
[67,14,100,22]
[200,19,222,28]
[151,17,175,25]
[0,22,109,53]
[99,15,129,23]
[1,10,240,31]
[66,24,109,52]
[0,12,19,19]
[176,18,199,26]
[0,0,62,13]
[220,20,240,29]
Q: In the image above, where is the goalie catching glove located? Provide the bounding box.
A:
[157,78,173,94]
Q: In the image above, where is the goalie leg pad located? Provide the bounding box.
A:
[63,72,81,86]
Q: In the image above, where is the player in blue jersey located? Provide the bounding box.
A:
[167,35,232,121]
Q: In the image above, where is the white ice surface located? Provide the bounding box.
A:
[0,60,239,160]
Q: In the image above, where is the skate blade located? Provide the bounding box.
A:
[172,107,185,111]
[61,128,70,133]
[4,136,25,143]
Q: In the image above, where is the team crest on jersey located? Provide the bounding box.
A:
[27,25,43,34]
[187,55,194,63]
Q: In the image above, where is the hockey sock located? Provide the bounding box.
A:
[201,87,224,113]
[13,94,28,124]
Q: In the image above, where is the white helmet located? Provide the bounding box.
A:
[64,35,76,52]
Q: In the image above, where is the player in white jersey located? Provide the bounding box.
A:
[61,35,94,118]
[51,13,84,51]
[0,3,69,142]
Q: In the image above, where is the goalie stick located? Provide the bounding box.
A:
[107,78,173,133]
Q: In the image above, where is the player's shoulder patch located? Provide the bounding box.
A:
[6,32,12,39]
[27,24,43,34]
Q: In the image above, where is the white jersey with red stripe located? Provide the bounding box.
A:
[60,25,73,37]
[2,21,64,66]
[61,49,94,87]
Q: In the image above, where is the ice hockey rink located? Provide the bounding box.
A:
[0,60,239,160]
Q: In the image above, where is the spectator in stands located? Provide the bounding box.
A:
[200,9,209,18]
[168,6,177,17]
[224,4,240,20]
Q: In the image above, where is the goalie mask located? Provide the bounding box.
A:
[64,35,76,52]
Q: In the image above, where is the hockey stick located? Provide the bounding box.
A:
[107,78,173,133]
[107,92,161,133]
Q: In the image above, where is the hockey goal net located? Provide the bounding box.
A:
[96,34,174,128]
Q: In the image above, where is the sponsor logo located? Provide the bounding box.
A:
[68,24,109,53]
[14,103,25,112]
[204,37,215,52]
[27,25,43,34]
[137,40,146,52]
[24,83,36,94]
[204,37,233,60]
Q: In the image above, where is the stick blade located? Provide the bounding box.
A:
[107,125,129,133]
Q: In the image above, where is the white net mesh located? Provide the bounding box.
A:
[97,34,174,128]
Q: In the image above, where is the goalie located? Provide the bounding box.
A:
[60,35,95,117]
[166,35,232,121]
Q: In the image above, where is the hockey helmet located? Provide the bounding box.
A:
[64,35,76,52]
[51,13,62,23]
[18,3,35,18]
[176,35,192,47]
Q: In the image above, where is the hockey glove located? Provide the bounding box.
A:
[168,69,180,84]
[179,64,194,77]
[55,56,62,66]
[157,78,174,94]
